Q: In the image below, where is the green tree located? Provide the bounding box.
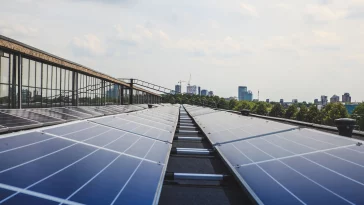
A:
[269,103,285,117]
[296,105,308,121]
[285,104,298,119]
[321,103,348,126]
[218,97,229,109]
[306,105,322,124]
[253,102,268,115]
[228,99,238,110]
[352,103,364,131]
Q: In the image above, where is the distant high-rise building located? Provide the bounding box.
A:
[208,91,214,97]
[330,95,340,103]
[198,86,201,95]
[321,95,328,106]
[342,93,351,103]
[175,85,181,94]
[201,90,208,96]
[266,99,270,103]
[238,86,253,101]
[187,85,197,95]
[292,99,298,103]
[280,99,284,104]
[314,99,319,104]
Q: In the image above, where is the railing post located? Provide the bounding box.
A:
[120,85,124,105]
[129,79,133,104]
[17,54,22,109]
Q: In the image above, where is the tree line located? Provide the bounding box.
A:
[162,94,364,131]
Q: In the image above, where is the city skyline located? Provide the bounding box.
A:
[2,0,364,102]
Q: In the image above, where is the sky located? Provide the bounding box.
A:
[1,0,364,102]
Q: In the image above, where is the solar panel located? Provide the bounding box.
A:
[29,109,80,121]
[0,125,8,133]
[0,112,41,130]
[50,108,93,119]
[0,110,64,125]
[185,105,364,205]
[0,105,178,205]
[65,107,104,117]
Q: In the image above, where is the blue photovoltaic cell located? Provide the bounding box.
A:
[259,160,350,205]
[0,188,15,201]
[3,193,58,205]
[236,164,302,205]
[69,155,141,205]
[145,141,171,163]
[0,132,52,152]
[0,144,96,188]
[283,156,364,204]
[0,105,179,205]
[186,105,364,205]
[30,150,118,198]
[112,161,163,205]
[44,121,94,136]
[0,137,73,172]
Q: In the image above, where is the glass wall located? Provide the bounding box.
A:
[0,49,161,108]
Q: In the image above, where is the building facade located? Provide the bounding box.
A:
[175,85,181,94]
[330,95,340,103]
[321,95,328,106]
[201,89,208,96]
[280,99,284,104]
[208,91,214,97]
[187,85,197,95]
[238,86,253,101]
[292,99,298,103]
[342,93,351,103]
[198,86,201,96]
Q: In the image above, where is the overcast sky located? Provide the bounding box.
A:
[1,0,363,102]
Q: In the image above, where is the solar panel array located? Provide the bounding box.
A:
[0,105,146,133]
[0,104,179,205]
[184,105,364,205]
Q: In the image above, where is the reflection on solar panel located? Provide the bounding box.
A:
[29,109,80,121]
[0,110,64,125]
[0,112,41,130]
[50,108,93,119]
[184,105,364,205]
[0,105,178,205]
[65,107,104,117]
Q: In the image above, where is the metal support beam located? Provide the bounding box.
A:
[173,136,204,141]
[165,172,229,181]
[17,54,22,108]
[171,147,213,155]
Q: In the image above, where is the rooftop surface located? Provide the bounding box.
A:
[0,104,363,205]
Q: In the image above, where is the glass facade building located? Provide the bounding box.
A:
[0,36,161,109]
[238,86,253,101]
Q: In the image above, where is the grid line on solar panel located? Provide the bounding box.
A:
[40,130,163,165]
[129,113,175,126]
[0,183,83,205]
[0,107,177,205]
[0,129,168,202]
[89,118,174,143]
[114,115,173,132]
[129,112,175,124]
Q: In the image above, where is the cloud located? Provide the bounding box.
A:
[240,3,258,17]
[113,24,169,46]
[0,22,38,37]
[70,34,106,56]
[305,4,347,22]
